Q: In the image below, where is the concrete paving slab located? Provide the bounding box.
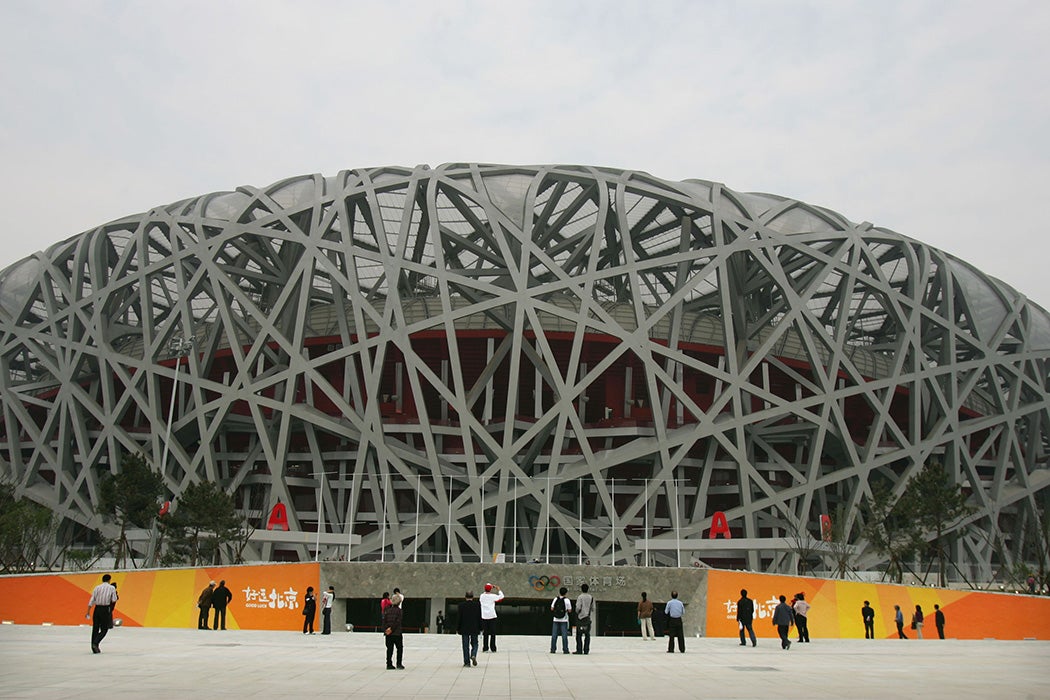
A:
[0,625,1047,699]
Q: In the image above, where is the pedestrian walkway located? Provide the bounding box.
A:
[1,624,1047,699]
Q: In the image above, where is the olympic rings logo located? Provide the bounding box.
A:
[529,575,561,592]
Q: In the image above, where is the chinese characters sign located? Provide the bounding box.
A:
[529,573,628,593]
[241,585,301,610]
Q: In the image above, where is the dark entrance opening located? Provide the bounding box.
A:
[345,597,428,633]
[599,600,666,637]
[442,598,554,636]
[439,598,667,637]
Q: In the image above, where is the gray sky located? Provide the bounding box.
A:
[2,1,1048,307]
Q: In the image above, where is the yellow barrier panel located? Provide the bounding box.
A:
[706,569,1050,640]
[0,563,319,631]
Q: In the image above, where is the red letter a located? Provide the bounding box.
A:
[708,511,732,539]
[267,502,290,531]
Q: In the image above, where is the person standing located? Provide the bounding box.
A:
[772,595,794,650]
[793,592,810,643]
[302,586,316,634]
[861,600,875,639]
[651,602,666,638]
[85,573,118,654]
[664,590,685,653]
[320,586,335,635]
[383,592,405,670]
[436,610,445,635]
[379,591,391,629]
[912,604,925,639]
[637,592,655,641]
[934,604,945,639]
[550,587,572,654]
[196,581,215,630]
[737,589,757,647]
[457,591,482,667]
[573,583,594,655]
[211,580,232,630]
[894,605,907,639]
[479,583,504,652]
[108,582,118,628]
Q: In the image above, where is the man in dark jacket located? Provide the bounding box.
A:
[861,601,876,639]
[383,592,405,670]
[934,604,946,639]
[211,580,233,630]
[197,581,215,630]
[737,589,757,647]
[771,595,794,650]
[457,591,482,667]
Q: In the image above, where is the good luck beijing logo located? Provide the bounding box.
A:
[529,575,561,592]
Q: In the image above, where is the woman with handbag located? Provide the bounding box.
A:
[637,592,655,641]
[912,605,925,639]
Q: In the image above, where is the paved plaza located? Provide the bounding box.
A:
[1,624,1047,699]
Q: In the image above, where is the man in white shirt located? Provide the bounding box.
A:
[85,574,119,653]
[573,583,594,655]
[479,583,504,652]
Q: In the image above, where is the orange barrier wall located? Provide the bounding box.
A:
[0,563,319,631]
[706,569,1050,640]
[4,564,1048,638]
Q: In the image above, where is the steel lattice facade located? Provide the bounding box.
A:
[1,163,1048,579]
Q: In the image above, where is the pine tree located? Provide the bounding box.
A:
[862,480,921,583]
[164,481,241,565]
[907,461,973,587]
[98,453,164,568]
[0,482,55,573]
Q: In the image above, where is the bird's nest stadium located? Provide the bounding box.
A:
[1,163,1048,581]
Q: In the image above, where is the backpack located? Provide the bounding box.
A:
[553,596,566,618]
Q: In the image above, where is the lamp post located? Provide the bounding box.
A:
[147,336,194,567]
[314,470,325,562]
[159,337,194,477]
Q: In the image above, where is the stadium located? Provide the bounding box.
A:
[1,163,1047,582]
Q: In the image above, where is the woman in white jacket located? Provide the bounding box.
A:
[792,593,811,643]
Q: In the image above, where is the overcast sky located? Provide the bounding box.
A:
[2,1,1048,307]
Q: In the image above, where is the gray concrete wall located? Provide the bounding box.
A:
[320,562,709,637]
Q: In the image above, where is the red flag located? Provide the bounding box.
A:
[820,514,832,542]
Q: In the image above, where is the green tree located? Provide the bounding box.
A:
[0,482,55,573]
[785,525,820,576]
[1035,496,1050,592]
[164,481,241,566]
[825,505,857,579]
[861,480,921,583]
[98,452,165,568]
[907,461,973,587]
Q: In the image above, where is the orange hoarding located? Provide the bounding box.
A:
[706,569,1050,640]
[0,563,319,631]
